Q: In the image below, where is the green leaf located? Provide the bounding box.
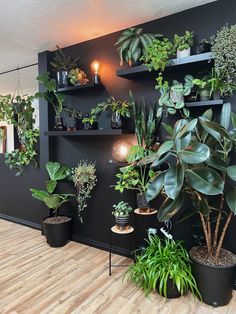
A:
[178,143,210,164]
[151,152,171,168]
[30,189,49,202]
[225,188,236,214]
[158,193,184,222]
[199,117,229,143]
[164,164,184,199]
[162,123,173,136]
[186,168,224,195]
[220,103,231,130]
[156,141,174,159]
[231,112,236,129]
[176,118,197,139]
[227,165,236,181]
[46,180,57,194]
[206,156,227,172]
[146,172,165,202]
[46,162,67,181]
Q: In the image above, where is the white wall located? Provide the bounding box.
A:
[0,65,39,153]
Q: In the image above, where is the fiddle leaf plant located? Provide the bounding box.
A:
[141,103,236,263]
[30,161,74,217]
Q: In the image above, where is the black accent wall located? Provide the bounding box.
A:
[0,0,235,256]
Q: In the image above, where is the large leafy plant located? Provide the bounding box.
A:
[115,27,162,66]
[141,103,236,262]
[211,24,236,95]
[125,234,200,298]
[36,72,65,116]
[30,162,74,217]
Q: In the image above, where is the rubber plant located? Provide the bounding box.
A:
[140,103,236,263]
[115,27,162,66]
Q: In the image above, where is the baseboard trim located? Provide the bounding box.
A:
[0,214,131,258]
[0,213,41,230]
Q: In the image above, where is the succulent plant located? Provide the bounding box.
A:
[115,27,162,66]
[68,68,89,85]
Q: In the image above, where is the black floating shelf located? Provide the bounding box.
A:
[57,83,104,93]
[185,99,224,108]
[116,52,214,78]
[44,129,134,136]
[106,160,129,167]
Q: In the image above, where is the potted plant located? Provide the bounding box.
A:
[141,37,174,90]
[84,97,131,129]
[115,27,162,67]
[68,68,89,86]
[193,76,211,101]
[30,161,74,247]
[141,103,236,306]
[36,72,66,131]
[211,24,236,96]
[173,30,194,58]
[81,112,98,130]
[50,45,80,88]
[70,160,97,223]
[194,39,212,54]
[158,75,194,118]
[112,201,133,230]
[61,108,82,131]
[126,234,200,299]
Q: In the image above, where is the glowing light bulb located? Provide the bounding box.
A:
[91,60,101,75]
[111,140,132,162]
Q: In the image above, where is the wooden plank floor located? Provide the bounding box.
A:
[0,220,235,314]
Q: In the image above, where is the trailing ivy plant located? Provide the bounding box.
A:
[140,103,236,264]
[211,24,236,96]
[0,94,39,176]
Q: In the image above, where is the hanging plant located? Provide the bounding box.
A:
[211,24,236,95]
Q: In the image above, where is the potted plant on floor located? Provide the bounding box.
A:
[70,160,97,223]
[115,27,162,66]
[126,233,200,299]
[112,201,133,230]
[141,103,236,306]
[50,45,80,88]
[30,161,74,247]
[173,30,194,58]
[36,72,65,131]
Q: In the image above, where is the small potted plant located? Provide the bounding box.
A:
[82,112,98,130]
[115,27,162,66]
[70,160,97,223]
[50,45,80,88]
[173,30,194,58]
[68,68,89,86]
[61,108,82,131]
[126,234,200,299]
[193,76,211,101]
[112,201,133,230]
[194,39,212,54]
[36,72,66,131]
[30,162,74,247]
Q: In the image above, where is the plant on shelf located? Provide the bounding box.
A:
[0,128,5,144]
[141,37,174,89]
[70,160,97,223]
[173,30,194,58]
[194,39,212,54]
[112,201,133,230]
[68,68,89,86]
[0,94,40,176]
[211,24,236,96]
[140,103,236,306]
[61,108,82,131]
[83,97,131,129]
[30,161,74,247]
[50,45,80,88]
[126,234,201,299]
[158,75,194,118]
[36,71,65,131]
[115,27,162,66]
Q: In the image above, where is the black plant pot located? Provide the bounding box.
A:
[157,278,181,299]
[115,215,129,228]
[199,89,210,101]
[136,193,149,209]
[191,255,235,307]
[43,216,72,247]
[54,114,64,131]
[56,70,68,88]
[111,112,126,129]
[212,91,222,100]
[194,42,212,54]
[66,117,77,131]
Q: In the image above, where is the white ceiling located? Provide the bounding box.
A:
[0,0,216,74]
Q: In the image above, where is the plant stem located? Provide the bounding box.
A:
[199,213,211,254]
[215,212,233,260]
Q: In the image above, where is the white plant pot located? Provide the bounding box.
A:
[177,47,191,59]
